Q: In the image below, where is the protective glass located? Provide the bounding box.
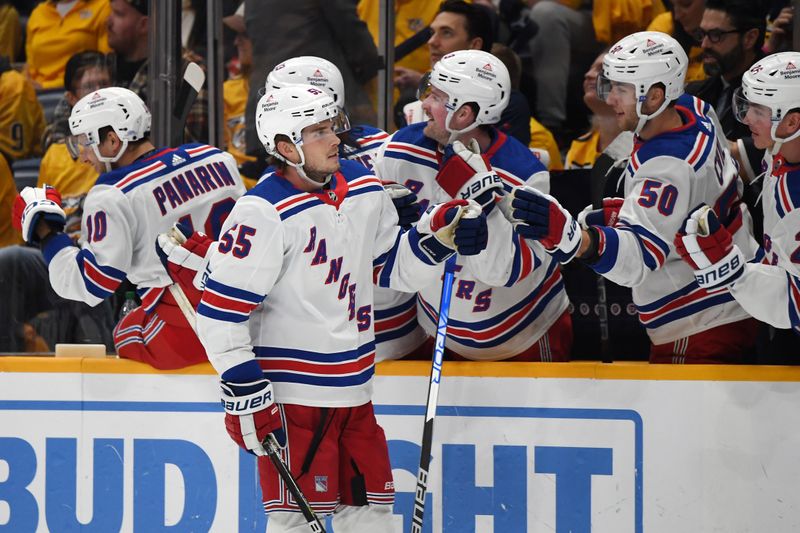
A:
[732,87,773,125]
[417,71,433,102]
[300,112,351,145]
[65,133,93,159]
[596,74,637,105]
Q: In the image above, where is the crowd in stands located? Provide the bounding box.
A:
[0,0,798,364]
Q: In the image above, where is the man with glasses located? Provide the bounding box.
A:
[500,31,760,363]
[686,0,767,140]
[676,52,800,360]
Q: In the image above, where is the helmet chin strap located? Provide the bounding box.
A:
[91,138,129,173]
[281,145,331,188]
[634,97,670,136]
[769,122,800,155]
[444,109,479,146]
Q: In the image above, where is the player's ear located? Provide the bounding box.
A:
[645,84,666,110]
[785,110,800,135]
[454,103,477,128]
[276,139,298,162]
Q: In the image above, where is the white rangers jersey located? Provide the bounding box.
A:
[341,124,429,360]
[588,94,759,345]
[730,153,800,333]
[196,159,448,407]
[374,124,569,360]
[42,144,245,311]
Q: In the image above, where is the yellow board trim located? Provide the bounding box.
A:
[2,356,800,382]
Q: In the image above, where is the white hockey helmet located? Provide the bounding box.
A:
[256,85,346,183]
[266,56,347,112]
[68,87,151,169]
[734,52,800,154]
[418,49,510,140]
[597,31,688,134]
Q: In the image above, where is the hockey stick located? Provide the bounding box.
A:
[262,434,327,533]
[411,255,457,533]
[589,131,632,363]
[170,61,205,146]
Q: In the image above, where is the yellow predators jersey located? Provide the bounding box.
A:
[565,129,601,170]
[592,0,666,45]
[0,70,45,160]
[39,142,98,241]
[25,0,111,89]
[0,153,22,248]
[358,0,439,76]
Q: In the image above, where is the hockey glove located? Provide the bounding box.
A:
[416,199,487,261]
[12,185,66,244]
[499,185,581,263]
[436,139,504,212]
[221,377,286,455]
[383,181,421,228]
[675,204,744,290]
[155,223,214,307]
[577,198,625,229]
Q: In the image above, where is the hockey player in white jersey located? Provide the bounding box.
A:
[267,55,426,361]
[194,85,487,532]
[374,49,573,361]
[501,31,760,363]
[12,87,245,369]
[675,52,800,349]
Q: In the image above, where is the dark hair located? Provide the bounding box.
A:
[437,0,494,52]
[704,0,768,50]
[64,51,109,93]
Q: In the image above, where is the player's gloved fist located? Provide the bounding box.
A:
[12,185,66,244]
[220,378,286,456]
[156,223,214,306]
[577,198,625,229]
[436,139,504,212]
[382,181,421,228]
[674,204,744,289]
[499,185,581,263]
[416,199,487,261]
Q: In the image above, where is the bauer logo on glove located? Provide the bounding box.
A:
[674,204,744,289]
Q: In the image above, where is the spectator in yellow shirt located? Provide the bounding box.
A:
[221,3,257,189]
[25,0,111,89]
[0,57,45,161]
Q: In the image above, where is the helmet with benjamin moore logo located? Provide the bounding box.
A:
[266,56,346,111]
[598,31,688,134]
[734,52,800,153]
[68,87,151,168]
[255,85,347,169]
[418,49,510,138]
